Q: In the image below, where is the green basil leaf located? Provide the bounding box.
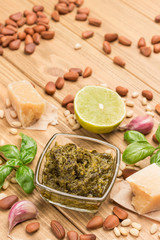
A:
[150,150,160,166]
[155,124,160,143]
[0,145,20,161]
[122,141,155,164]
[16,166,35,194]
[0,165,13,188]
[19,133,37,165]
[6,159,23,167]
[124,131,147,144]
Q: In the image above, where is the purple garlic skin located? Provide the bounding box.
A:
[8,200,38,234]
[119,115,154,135]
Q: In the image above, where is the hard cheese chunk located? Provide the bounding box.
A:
[8,80,45,127]
[127,163,160,214]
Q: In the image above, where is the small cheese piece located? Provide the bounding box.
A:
[127,163,160,214]
[8,80,45,127]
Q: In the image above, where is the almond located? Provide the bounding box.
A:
[113,206,128,220]
[26,222,40,233]
[88,17,101,27]
[103,41,111,54]
[75,13,88,21]
[24,27,34,36]
[83,66,92,78]
[142,90,153,100]
[64,72,79,81]
[55,77,65,89]
[45,81,56,95]
[87,216,103,230]
[33,25,46,33]
[67,231,78,240]
[80,234,96,240]
[151,35,160,44]
[113,56,125,68]
[69,68,83,76]
[155,15,160,23]
[76,0,84,7]
[51,10,60,22]
[1,27,15,35]
[26,13,37,25]
[51,220,65,239]
[155,104,160,115]
[25,34,33,44]
[33,33,40,45]
[41,31,55,40]
[9,39,21,50]
[137,37,146,48]
[116,86,128,97]
[56,4,69,14]
[32,5,44,12]
[122,168,138,179]
[18,32,26,41]
[17,18,26,27]
[5,19,17,28]
[62,94,74,107]
[104,33,118,42]
[0,195,18,209]
[66,103,74,114]
[103,215,119,230]
[152,134,159,144]
[119,36,132,46]
[68,3,75,12]
[82,31,94,39]
[10,12,23,22]
[154,43,160,53]
[140,46,152,57]
[0,47,4,55]
[24,43,36,54]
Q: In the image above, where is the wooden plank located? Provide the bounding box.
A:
[29,0,160,94]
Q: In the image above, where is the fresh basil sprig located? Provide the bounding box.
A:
[122,125,160,166]
[0,133,37,193]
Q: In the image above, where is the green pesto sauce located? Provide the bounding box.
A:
[42,142,114,198]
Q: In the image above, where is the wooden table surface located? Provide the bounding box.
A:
[1,0,160,239]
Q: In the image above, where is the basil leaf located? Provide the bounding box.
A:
[19,133,37,165]
[122,141,155,164]
[0,165,13,188]
[150,150,160,166]
[124,131,147,144]
[6,159,23,167]
[155,124,160,143]
[0,145,20,161]
[16,166,35,194]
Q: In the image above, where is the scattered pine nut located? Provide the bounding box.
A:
[113,227,121,237]
[66,114,74,120]
[146,111,154,117]
[141,97,147,106]
[121,218,131,227]
[131,91,139,98]
[72,123,81,130]
[74,43,82,50]
[131,222,142,231]
[68,118,76,126]
[126,110,133,118]
[119,227,128,236]
[150,223,158,234]
[5,98,11,108]
[2,180,9,190]
[129,228,139,237]
[123,98,126,103]
[12,121,22,128]
[145,105,153,112]
[126,100,134,107]
[0,159,3,165]
[73,114,77,120]
[9,128,18,135]
[0,110,4,119]
[117,169,122,177]
[0,139,5,146]
[10,177,17,184]
[64,110,70,117]
[158,232,160,239]
[10,110,17,119]
[120,161,126,171]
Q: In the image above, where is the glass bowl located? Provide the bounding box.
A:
[35,133,120,213]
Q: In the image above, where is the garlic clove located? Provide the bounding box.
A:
[8,200,38,234]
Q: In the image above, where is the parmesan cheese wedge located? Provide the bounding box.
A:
[127,163,160,214]
[8,80,45,127]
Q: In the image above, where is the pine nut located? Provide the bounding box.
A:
[113,227,121,237]
[6,98,11,108]
[141,97,147,106]
[150,223,158,234]
[2,180,9,190]
[9,128,18,135]
[68,118,76,126]
[146,111,154,117]
[66,114,74,120]
[145,104,153,112]
[0,110,4,119]
[72,123,81,130]
[119,227,128,236]
[74,43,82,50]
[100,83,108,88]
[63,110,70,117]
[0,159,3,164]
[120,161,126,171]
[121,218,131,227]
[126,110,133,118]
[126,100,134,107]
[73,114,77,120]
[10,110,17,118]
[0,193,7,200]
[158,232,160,238]
[131,222,142,231]
[12,121,22,128]
[123,98,126,103]
[10,177,17,184]
[129,228,139,237]
[117,169,122,177]
[0,139,5,146]
[132,91,139,98]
